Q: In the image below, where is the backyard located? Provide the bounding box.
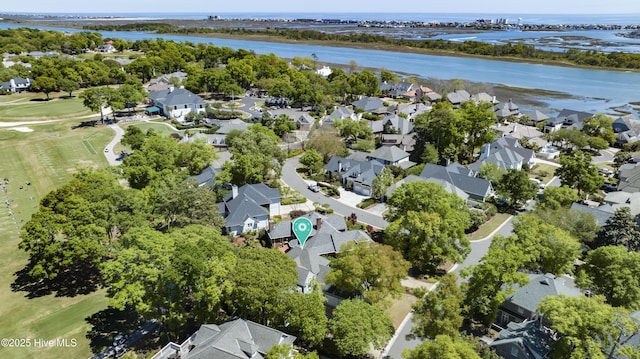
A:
[0,95,113,359]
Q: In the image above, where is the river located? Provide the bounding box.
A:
[3,22,640,115]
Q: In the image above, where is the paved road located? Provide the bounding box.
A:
[104,124,124,166]
[281,157,388,228]
[383,217,515,359]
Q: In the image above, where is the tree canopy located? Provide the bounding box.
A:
[555,150,603,197]
[385,181,471,273]
[329,299,394,357]
[411,273,464,339]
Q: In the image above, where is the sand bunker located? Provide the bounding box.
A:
[9,127,33,132]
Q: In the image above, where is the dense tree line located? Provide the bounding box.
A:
[82,23,640,70]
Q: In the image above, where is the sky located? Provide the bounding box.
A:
[2,0,640,15]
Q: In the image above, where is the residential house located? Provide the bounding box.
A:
[521,110,550,125]
[316,66,333,77]
[613,114,640,146]
[471,92,498,104]
[187,165,222,188]
[603,191,640,217]
[148,87,206,121]
[419,163,494,201]
[367,145,413,168]
[0,77,32,93]
[324,156,386,196]
[180,120,249,150]
[22,51,58,59]
[494,99,520,120]
[570,202,615,227]
[218,184,281,236]
[267,212,372,293]
[325,105,358,125]
[617,162,640,193]
[296,113,315,130]
[544,109,594,132]
[469,136,536,172]
[446,89,471,107]
[411,85,441,103]
[369,114,414,137]
[380,81,417,98]
[96,41,116,53]
[489,320,554,359]
[380,133,417,152]
[351,96,386,113]
[385,174,470,203]
[397,103,431,120]
[151,318,296,359]
[149,71,188,87]
[496,273,581,328]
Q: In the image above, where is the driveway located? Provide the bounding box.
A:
[104,124,124,166]
[281,157,388,228]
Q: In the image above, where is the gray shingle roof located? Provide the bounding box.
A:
[505,274,581,314]
[351,97,385,112]
[188,165,222,187]
[368,145,410,163]
[420,163,493,200]
[490,320,553,359]
[185,319,295,359]
[569,203,614,227]
[149,87,205,107]
[446,90,471,104]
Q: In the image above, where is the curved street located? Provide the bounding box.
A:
[104,124,124,166]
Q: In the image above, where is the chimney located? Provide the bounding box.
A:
[316,217,322,230]
[338,160,343,172]
[168,86,175,93]
[269,220,274,232]
[231,185,238,199]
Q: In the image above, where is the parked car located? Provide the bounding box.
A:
[308,183,320,192]
[601,183,617,192]
[113,334,128,347]
[529,178,545,189]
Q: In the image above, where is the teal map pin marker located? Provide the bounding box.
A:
[293,217,313,249]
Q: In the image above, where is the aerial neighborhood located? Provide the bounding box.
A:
[2,24,640,359]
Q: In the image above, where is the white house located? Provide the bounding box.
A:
[148,86,206,122]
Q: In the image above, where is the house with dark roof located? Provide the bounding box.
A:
[218,184,281,236]
[397,103,431,120]
[187,165,222,188]
[603,191,640,217]
[521,110,550,125]
[419,163,494,201]
[544,109,594,132]
[493,99,520,120]
[351,96,386,113]
[267,212,372,293]
[151,318,296,359]
[325,105,358,124]
[617,163,640,193]
[469,136,536,172]
[613,114,640,146]
[496,273,582,328]
[148,87,206,122]
[324,156,386,196]
[296,113,315,131]
[471,92,498,104]
[380,133,417,152]
[0,77,32,93]
[380,81,417,98]
[446,90,471,107]
[490,320,555,359]
[367,145,413,168]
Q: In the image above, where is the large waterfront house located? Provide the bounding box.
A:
[148,86,206,121]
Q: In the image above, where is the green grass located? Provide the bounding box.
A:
[386,293,417,329]
[529,163,558,184]
[128,121,183,137]
[0,119,113,359]
[466,213,512,241]
[0,97,92,120]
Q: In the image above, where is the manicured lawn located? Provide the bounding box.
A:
[127,121,183,137]
[0,97,92,120]
[466,213,512,241]
[529,163,558,184]
[386,293,417,329]
[0,119,112,359]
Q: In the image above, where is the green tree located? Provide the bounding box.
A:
[462,235,530,326]
[478,162,506,186]
[595,207,640,251]
[265,344,319,359]
[306,127,347,163]
[334,118,373,142]
[538,295,640,359]
[576,245,640,310]
[121,125,146,150]
[532,207,599,245]
[512,214,581,275]
[329,299,394,357]
[299,149,324,176]
[326,241,410,304]
[226,247,298,325]
[278,282,328,348]
[496,168,538,208]
[57,77,80,97]
[371,166,395,200]
[385,181,471,273]
[538,185,579,210]
[220,124,286,185]
[403,335,481,359]
[411,273,464,339]
[583,113,616,145]
[32,76,58,100]
[555,150,604,197]
[80,86,113,120]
